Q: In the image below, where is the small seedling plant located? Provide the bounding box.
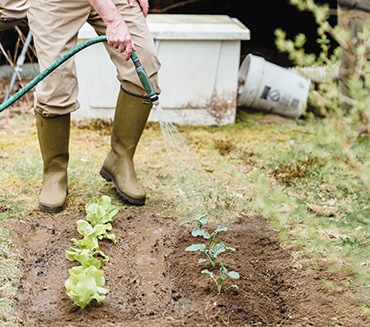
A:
[202,262,239,293]
[64,195,118,309]
[181,215,236,267]
[181,215,239,293]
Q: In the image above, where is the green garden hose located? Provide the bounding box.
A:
[0,35,159,113]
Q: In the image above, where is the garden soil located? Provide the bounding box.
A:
[9,205,370,327]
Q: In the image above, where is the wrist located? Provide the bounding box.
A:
[103,11,123,27]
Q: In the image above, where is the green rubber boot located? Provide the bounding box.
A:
[36,111,70,213]
[100,89,152,205]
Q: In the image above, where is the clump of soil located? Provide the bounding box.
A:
[9,206,370,327]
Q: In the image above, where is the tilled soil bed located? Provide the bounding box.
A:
[9,205,370,327]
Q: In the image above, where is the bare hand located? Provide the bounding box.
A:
[128,0,149,17]
[106,21,136,61]
[88,0,137,60]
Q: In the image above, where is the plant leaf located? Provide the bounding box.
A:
[217,277,224,292]
[76,220,94,237]
[96,286,110,294]
[185,243,206,252]
[97,195,112,207]
[214,225,231,234]
[65,247,83,261]
[90,267,106,287]
[68,266,85,277]
[74,249,94,264]
[209,243,226,260]
[180,221,193,226]
[73,236,99,251]
[94,223,112,234]
[201,269,214,278]
[102,232,117,244]
[99,195,119,223]
[82,257,105,270]
[192,228,210,239]
[96,250,109,260]
[230,284,239,289]
[199,258,208,263]
[85,203,107,227]
[194,215,208,229]
[227,271,240,279]
[219,262,228,277]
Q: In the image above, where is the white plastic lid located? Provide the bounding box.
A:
[147,14,250,40]
[78,14,251,41]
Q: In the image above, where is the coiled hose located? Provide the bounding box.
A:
[0,35,158,113]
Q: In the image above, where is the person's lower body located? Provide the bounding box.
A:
[28,0,161,212]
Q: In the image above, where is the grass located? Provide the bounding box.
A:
[1,108,370,324]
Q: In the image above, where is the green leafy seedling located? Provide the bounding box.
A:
[77,219,117,244]
[182,215,235,267]
[181,214,208,230]
[202,263,239,293]
[65,248,106,268]
[86,195,118,227]
[65,265,109,309]
[69,220,116,260]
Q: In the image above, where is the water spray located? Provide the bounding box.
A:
[0,35,159,113]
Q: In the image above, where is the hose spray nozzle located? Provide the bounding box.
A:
[130,52,159,106]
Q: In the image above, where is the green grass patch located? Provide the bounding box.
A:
[1,108,370,323]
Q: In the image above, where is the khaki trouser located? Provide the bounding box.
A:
[28,0,161,116]
[0,0,29,20]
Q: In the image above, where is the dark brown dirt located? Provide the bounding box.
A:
[9,205,370,327]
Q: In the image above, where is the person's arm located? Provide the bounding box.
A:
[88,0,135,60]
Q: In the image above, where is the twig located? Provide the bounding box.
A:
[150,0,203,13]
[0,43,22,81]
[15,26,26,44]
[15,26,37,59]
[0,42,17,123]
[0,43,15,70]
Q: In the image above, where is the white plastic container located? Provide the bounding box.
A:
[238,54,310,118]
[73,15,250,125]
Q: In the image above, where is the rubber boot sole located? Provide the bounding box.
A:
[100,166,145,206]
[39,202,66,213]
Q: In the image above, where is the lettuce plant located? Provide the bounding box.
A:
[86,195,118,226]
[76,219,116,244]
[65,195,118,309]
[65,265,109,309]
